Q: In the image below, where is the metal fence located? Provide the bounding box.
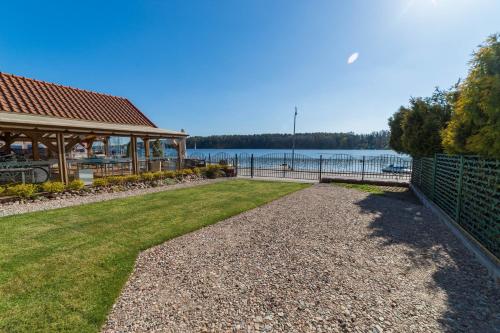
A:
[191,152,412,182]
[412,154,499,259]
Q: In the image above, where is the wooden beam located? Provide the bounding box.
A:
[131,136,138,174]
[56,133,69,184]
[64,136,83,153]
[21,131,58,154]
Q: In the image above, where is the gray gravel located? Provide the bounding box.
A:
[103,183,499,333]
[0,179,225,217]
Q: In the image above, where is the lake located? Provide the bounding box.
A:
[186,148,403,158]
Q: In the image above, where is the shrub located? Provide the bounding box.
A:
[107,176,126,185]
[41,181,66,193]
[124,175,140,183]
[192,167,202,176]
[152,171,163,181]
[67,179,85,191]
[7,184,38,198]
[174,170,185,180]
[140,172,155,182]
[0,186,5,196]
[204,164,225,179]
[92,178,109,187]
[163,178,177,185]
[162,171,176,179]
[182,169,193,176]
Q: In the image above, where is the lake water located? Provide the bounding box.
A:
[186,148,403,158]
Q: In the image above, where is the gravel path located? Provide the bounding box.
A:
[103,183,499,333]
[0,179,225,217]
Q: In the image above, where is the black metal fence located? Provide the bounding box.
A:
[195,152,412,182]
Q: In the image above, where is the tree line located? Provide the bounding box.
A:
[187,131,390,150]
[388,33,499,159]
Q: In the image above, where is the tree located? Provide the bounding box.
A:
[442,33,500,159]
[388,88,454,157]
[152,139,164,158]
[388,107,409,154]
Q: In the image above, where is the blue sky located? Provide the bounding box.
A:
[1,0,499,136]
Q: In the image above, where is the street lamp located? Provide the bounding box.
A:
[291,106,298,170]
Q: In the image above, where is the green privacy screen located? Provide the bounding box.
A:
[412,154,499,259]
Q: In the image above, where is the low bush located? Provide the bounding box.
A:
[192,167,202,176]
[162,171,176,179]
[7,184,38,198]
[182,169,193,176]
[92,178,109,188]
[107,176,126,185]
[124,175,140,183]
[204,164,225,179]
[41,181,66,193]
[140,172,155,182]
[0,186,5,196]
[152,172,163,181]
[163,178,178,185]
[67,179,85,191]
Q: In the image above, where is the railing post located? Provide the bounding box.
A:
[455,155,465,221]
[431,154,437,200]
[319,155,323,182]
[250,154,254,178]
[235,154,238,177]
[361,156,365,181]
[283,153,286,178]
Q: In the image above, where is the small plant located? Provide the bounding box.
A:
[162,171,176,179]
[41,181,66,193]
[192,167,202,176]
[92,178,109,188]
[163,178,178,185]
[67,179,85,191]
[124,175,140,183]
[7,184,38,198]
[140,172,155,182]
[152,171,163,181]
[0,186,5,196]
[106,176,126,185]
[204,165,224,179]
[182,169,193,176]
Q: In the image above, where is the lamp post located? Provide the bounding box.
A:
[291,106,298,170]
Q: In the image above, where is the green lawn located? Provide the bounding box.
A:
[0,179,308,333]
[332,182,385,194]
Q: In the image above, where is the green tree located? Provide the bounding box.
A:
[152,139,164,158]
[388,106,409,154]
[388,88,454,157]
[442,33,500,159]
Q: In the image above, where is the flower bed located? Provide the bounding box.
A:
[0,165,234,203]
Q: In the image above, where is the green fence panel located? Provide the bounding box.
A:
[412,154,499,259]
[459,157,499,257]
[433,155,460,219]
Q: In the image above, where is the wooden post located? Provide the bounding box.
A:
[130,136,139,174]
[32,139,40,161]
[144,138,150,171]
[56,133,69,184]
[103,137,110,157]
[144,138,150,160]
[86,139,94,158]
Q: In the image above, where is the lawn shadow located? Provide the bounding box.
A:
[354,189,499,332]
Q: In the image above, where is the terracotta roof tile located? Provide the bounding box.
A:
[0,72,156,127]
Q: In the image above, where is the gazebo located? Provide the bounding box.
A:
[0,72,188,184]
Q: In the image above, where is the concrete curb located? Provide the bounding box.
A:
[410,184,499,282]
